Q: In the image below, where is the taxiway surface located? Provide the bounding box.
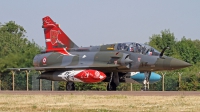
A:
[0,91,200,96]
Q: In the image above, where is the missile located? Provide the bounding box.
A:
[37,69,106,83]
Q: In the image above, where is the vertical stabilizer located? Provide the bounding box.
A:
[42,16,79,50]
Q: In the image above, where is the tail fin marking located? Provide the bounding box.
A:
[42,16,79,50]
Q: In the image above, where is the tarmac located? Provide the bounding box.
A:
[0,91,200,96]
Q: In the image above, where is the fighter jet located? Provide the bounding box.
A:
[8,16,191,91]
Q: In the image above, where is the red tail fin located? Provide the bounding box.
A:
[45,48,72,55]
[42,16,79,50]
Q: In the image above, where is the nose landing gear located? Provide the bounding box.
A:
[142,72,151,91]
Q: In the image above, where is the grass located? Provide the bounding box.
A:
[0,94,199,112]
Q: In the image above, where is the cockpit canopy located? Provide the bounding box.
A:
[117,42,160,56]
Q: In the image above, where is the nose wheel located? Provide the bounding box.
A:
[142,72,151,91]
[66,81,75,91]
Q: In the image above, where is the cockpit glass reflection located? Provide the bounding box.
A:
[117,42,160,56]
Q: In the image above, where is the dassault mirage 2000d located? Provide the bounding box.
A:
[9,16,191,91]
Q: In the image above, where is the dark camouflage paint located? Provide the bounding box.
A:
[33,43,191,73]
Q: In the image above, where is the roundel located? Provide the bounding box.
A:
[42,57,47,64]
[94,71,100,78]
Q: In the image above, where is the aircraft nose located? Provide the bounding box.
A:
[170,58,192,69]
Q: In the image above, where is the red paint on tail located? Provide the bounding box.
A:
[45,48,71,55]
[42,16,79,50]
[42,16,78,55]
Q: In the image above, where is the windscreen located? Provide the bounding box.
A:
[117,42,160,56]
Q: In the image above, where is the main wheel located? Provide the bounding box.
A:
[107,82,117,91]
[66,81,75,91]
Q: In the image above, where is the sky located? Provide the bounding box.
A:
[1,1,200,47]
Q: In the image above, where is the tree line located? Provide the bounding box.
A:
[0,21,199,91]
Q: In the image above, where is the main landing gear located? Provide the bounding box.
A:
[66,81,75,91]
[107,72,120,91]
[142,72,151,91]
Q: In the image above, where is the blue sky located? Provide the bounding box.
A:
[1,1,200,47]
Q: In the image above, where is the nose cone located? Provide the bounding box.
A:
[170,58,192,69]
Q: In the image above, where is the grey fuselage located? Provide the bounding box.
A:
[33,43,191,73]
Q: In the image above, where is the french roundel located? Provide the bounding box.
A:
[42,57,47,64]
